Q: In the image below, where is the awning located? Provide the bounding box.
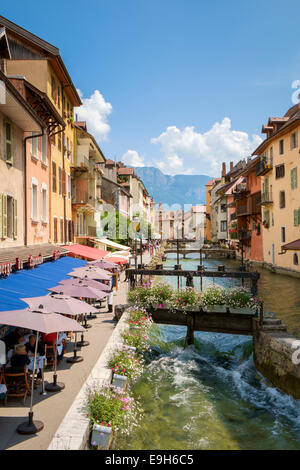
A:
[0,256,87,313]
[63,244,109,261]
[105,256,128,265]
[282,239,300,251]
[94,238,130,251]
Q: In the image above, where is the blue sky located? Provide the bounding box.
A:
[2,0,300,175]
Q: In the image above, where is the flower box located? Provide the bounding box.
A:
[227,307,254,315]
[112,373,128,390]
[91,424,112,449]
[202,305,228,313]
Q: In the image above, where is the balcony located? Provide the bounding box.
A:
[256,160,273,176]
[236,203,249,217]
[260,190,273,206]
[73,155,89,171]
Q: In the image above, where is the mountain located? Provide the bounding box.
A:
[133,167,212,207]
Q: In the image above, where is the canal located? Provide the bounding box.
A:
[114,255,300,450]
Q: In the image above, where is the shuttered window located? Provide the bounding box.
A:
[53,217,58,243]
[52,162,57,192]
[59,167,62,195]
[4,120,13,165]
[294,209,300,226]
[60,218,64,243]
[41,134,47,164]
[279,139,284,155]
[275,165,285,179]
[62,169,66,196]
[13,199,17,239]
[291,167,298,190]
[31,132,39,159]
[279,191,285,209]
[290,131,298,149]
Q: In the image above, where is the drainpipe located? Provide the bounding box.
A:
[23,130,45,247]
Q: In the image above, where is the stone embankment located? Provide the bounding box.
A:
[253,318,300,399]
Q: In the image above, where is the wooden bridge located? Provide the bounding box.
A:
[164,248,236,259]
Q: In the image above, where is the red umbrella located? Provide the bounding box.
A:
[105,256,128,265]
[0,308,84,435]
[58,278,111,292]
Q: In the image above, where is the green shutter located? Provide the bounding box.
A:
[4,121,13,164]
[291,168,298,190]
[13,199,17,239]
[2,195,7,239]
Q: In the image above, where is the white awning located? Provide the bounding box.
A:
[95,238,131,251]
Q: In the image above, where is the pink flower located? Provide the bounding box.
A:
[101,422,105,426]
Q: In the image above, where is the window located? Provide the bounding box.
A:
[41,186,47,222]
[30,132,39,158]
[263,210,270,228]
[294,209,300,226]
[291,167,298,190]
[50,133,56,147]
[51,75,57,103]
[294,253,299,266]
[270,146,273,167]
[220,221,227,232]
[279,191,285,209]
[62,169,66,196]
[275,164,285,179]
[52,162,57,192]
[57,84,61,109]
[290,131,298,150]
[60,218,64,243]
[53,217,58,243]
[58,167,62,195]
[4,120,13,164]
[281,227,286,243]
[66,137,70,159]
[58,133,62,152]
[68,175,71,199]
[279,139,284,155]
[41,134,47,164]
[0,195,17,239]
[31,181,38,221]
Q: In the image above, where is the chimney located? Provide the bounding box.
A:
[230,162,234,171]
[222,162,226,177]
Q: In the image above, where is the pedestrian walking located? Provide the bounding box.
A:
[108,290,114,313]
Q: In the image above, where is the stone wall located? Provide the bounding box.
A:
[253,319,300,399]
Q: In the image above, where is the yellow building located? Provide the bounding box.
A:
[204,179,215,241]
[0,15,81,244]
[253,104,300,276]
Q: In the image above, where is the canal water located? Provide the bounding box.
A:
[114,255,300,450]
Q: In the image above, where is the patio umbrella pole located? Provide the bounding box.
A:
[67,332,83,363]
[77,316,90,347]
[46,333,65,392]
[84,313,92,329]
[17,331,44,434]
[40,357,47,396]
[85,298,97,320]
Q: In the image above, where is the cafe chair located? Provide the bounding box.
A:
[2,365,31,406]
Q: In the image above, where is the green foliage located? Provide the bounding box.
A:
[109,350,144,379]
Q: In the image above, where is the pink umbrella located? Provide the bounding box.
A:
[88,260,118,269]
[58,278,111,292]
[22,294,97,367]
[68,267,112,281]
[48,284,108,300]
[0,308,84,435]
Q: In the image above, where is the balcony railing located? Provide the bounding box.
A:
[260,190,273,205]
[256,160,273,176]
[236,204,248,216]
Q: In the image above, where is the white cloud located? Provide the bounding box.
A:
[151,117,262,176]
[75,90,112,142]
[122,150,145,167]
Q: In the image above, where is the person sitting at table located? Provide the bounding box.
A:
[26,335,45,357]
[41,332,57,346]
[10,344,30,372]
[4,327,25,349]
